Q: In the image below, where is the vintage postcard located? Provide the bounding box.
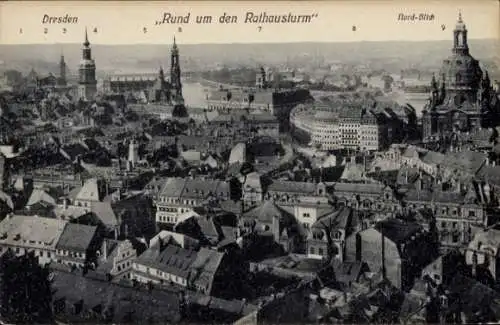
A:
[0,0,499,324]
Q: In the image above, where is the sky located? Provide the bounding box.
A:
[0,0,498,45]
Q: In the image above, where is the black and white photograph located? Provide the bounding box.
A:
[0,0,499,323]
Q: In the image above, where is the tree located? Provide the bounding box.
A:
[0,250,54,324]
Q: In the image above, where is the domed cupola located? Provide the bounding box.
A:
[439,11,482,106]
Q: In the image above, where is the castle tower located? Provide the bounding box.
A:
[170,36,183,102]
[127,139,139,170]
[78,27,97,101]
[59,53,67,86]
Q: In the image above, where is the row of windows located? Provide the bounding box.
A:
[0,246,52,258]
[117,260,131,272]
[158,215,179,223]
[56,250,85,259]
[134,265,188,285]
[158,207,179,213]
[309,246,325,256]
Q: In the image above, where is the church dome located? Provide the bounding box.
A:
[440,53,482,91]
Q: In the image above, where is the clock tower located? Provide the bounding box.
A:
[78,27,97,101]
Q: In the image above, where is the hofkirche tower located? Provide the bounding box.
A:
[78,27,97,101]
[169,36,187,117]
[421,12,498,143]
[170,36,184,104]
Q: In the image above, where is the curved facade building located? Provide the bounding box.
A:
[290,103,382,151]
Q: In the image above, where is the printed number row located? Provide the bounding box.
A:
[19,27,99,34]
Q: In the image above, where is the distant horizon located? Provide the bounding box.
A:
[1,38,498,47]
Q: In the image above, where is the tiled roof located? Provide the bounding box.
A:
[375,219,422,244]
[50,268,182,323]
[243,200,292,224]
[0,215,66,249]
[196,216,221,239]
[55,223,97,252]
[136,243,197,278]
[189,248,225,294]
[75,178,106,202]
[476,165,500,186]
[267,180,318,194]
[333,182,385,195]
[404,189,464,204]
[158,178,186,198]
[312,206,354,231]
[90,202,118,226]
[26,189,57,207]
[444,151,487,174]
[420,151,446,166]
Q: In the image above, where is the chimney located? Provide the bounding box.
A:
[472,252,478,278]
[272,215,280,242]
[102,240,107,260]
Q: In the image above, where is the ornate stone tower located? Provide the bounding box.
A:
[78,27,97,101]
[170,36,183,103]
[58,53,67,86]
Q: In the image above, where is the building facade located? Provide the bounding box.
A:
[155,177,231,227]
[292,106,386,152]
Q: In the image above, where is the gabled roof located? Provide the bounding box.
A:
[55,223,97,252]
[189,248,225,294]
[90,201,118,226]
[75,178,106,202]
[312,206,355,231]
[26,189,57,207]
[136,243,197,278]
[243,200,293,224]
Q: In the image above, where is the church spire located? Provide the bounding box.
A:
[84,27,90,47]
[59,52,66,86]
[170,35,182,100]
[159,65,164,80]
[172,35,178,55]
[431,73,438,90]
